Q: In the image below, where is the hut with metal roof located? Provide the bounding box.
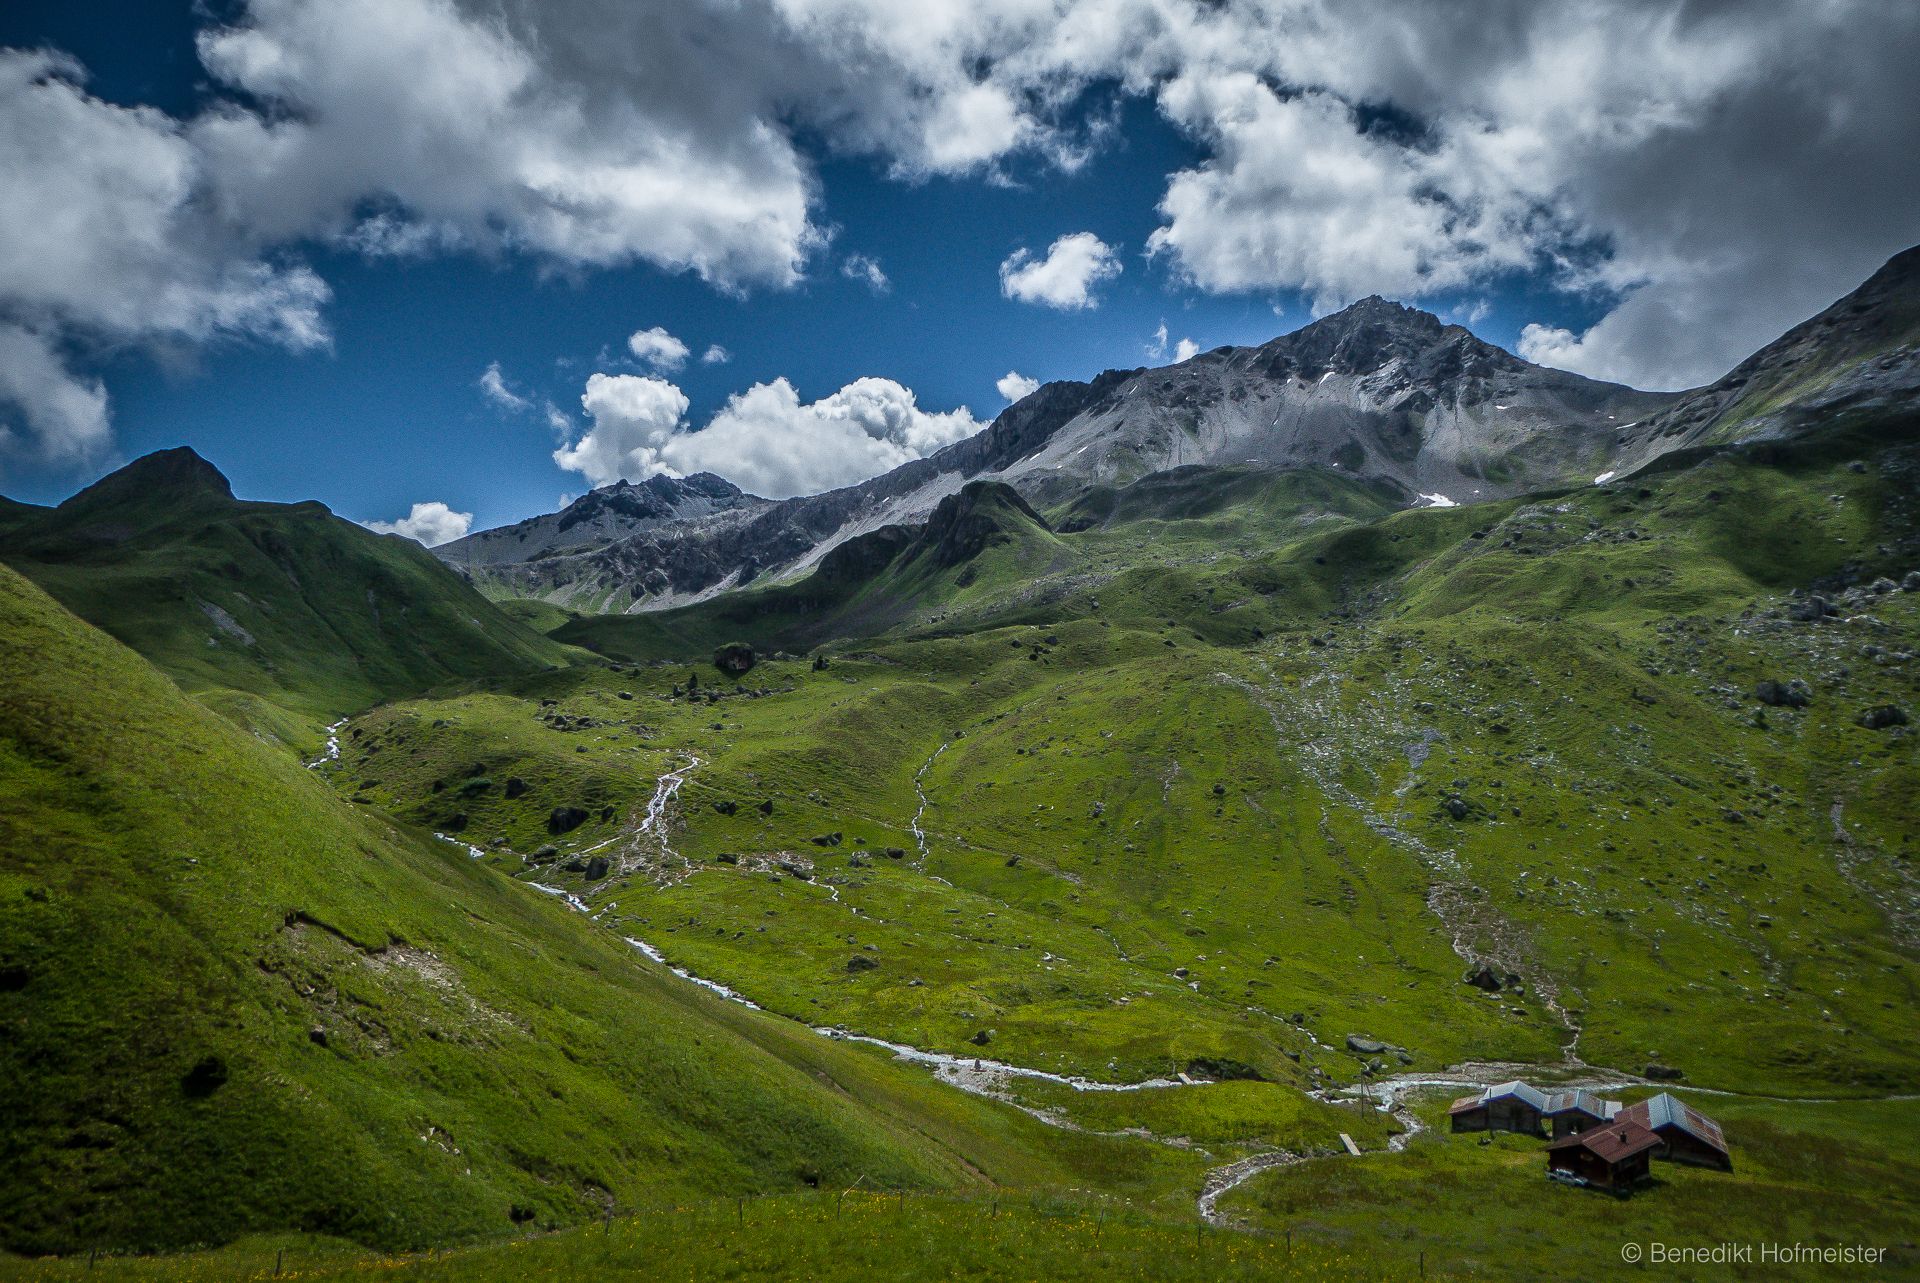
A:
[1546,1120,1661,1191]
[1447,1081,1550,1136]
[1616,1093,1732,1170]
[1543,1089,1622,1139]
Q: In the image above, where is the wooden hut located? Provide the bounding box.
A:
[1447,1081,1549,1136]
[1543,1089,1622,1139]
[1546,1121,1660,1191]
[1616,1093,1732,1171]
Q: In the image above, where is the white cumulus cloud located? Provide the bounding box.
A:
[1174,337,1200,362]
[999,232,1120,310]
[363,500,474,546]
[0,50,328,467]
[997,371,1040,402]
[701,344,731,365]
[553,370,981,498]
[554,373,691,487]
[627,326,691,371]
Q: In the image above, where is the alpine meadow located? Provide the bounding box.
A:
[2,3,1918,1280]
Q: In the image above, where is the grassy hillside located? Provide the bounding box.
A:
[334,416,1919,1102]
[0,450,571,744]
[0,563,1227,1257]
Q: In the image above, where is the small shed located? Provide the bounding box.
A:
[1448,1080,1550,1136]
[1544,1089,1622,1139]
[1617,1093,1732,1171]
[1546,1121,1660,1191]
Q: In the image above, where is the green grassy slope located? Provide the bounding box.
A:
[0,564,1212,1257]
[340,416,1919,1103]
[0,450,570,742]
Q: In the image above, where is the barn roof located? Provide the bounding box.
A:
[1548,1120,1661,1164]
[1618,1093,1728,1154]
[1449,1080,1549,1112]
[1544,1089,1621,1120]
[1486,1080,1550,1111]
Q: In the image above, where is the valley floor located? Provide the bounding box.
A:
[8,1086,1916,1283]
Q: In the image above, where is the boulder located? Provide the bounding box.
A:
[713,641,756,677]
[548,806,590,834]
[846,955,879,973]
[1645,1062,1685,1081]
[504,777,529,799]
[1443,795,1470,820]
[1787,595,1835,622]
[181,1054,229,1098]
[1857,704,1909,730]
[969,1029,993,1046]
[1346,1035,1388,1055]
[1462,962,1505,992]
[711,799,738,816]
[1754,679,1811,708]
[1903,571,1920,592]
[583,856,611,881]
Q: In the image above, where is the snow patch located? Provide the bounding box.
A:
[1416,493,1458,508]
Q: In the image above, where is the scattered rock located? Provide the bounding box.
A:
[1346,1035,1387,1055]
[846,955,879,973]
[1787,595,1835,622]
[504,777,529,799]
[712,800,738,816]
[1856,704,1909,730]
[1443,795,1470,821]
[969,1029,993,1046]
[583,856,611,881]
[883,847,906,859]
[1645,1062,1685,1081]
[758,799,775,815]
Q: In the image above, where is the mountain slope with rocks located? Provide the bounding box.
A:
[449,249,1920,616]
[438,303,1678,611]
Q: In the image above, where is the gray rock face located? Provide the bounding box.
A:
[440,472,762,570]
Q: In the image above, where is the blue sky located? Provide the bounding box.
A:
[2,1,1914,537]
